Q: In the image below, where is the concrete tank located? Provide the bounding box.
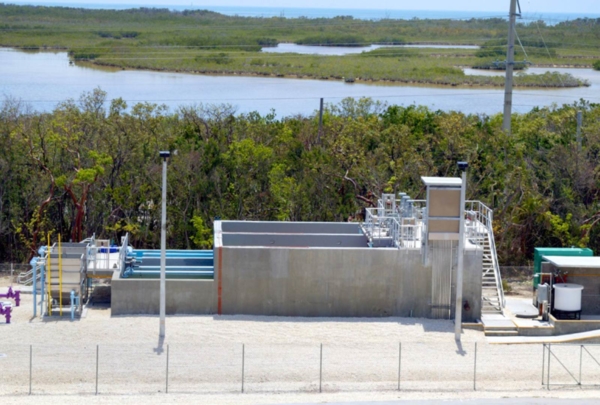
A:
[553,283,584,311]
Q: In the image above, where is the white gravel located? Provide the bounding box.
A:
[1,284,600,404]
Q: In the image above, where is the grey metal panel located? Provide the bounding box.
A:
[421,177,462,187]
[221,221,361,235]
[430,240,456,319]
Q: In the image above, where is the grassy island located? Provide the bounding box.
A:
[1,4,598,88]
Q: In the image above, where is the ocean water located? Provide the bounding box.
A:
[8,2,600,25]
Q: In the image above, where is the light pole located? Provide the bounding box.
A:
[159,150,170,338]
[455,161,468,341]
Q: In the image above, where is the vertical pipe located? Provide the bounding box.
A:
[166,344,169,394]
[502,0,518,135]
[473,342,477,391]
[319,343,323,393]
[33,260,37,318]
[58,234,62,316]
[241,344,245,393]
[455,166,467,341]
[576,111,583,152]
[318,98,324,144]
[40,261,45,318]
[398,342,401,391]
[96,345,99,395]
[159,155,167,338]
[29,345,32,395]
[47,234,51,316]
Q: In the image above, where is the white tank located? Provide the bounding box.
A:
[553,283,584,312]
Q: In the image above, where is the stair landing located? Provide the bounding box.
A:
[481,314,518,337]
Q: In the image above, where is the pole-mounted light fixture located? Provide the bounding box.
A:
[159,151,170,338]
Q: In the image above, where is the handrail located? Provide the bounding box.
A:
[487,210,505,308]
[466,200,505,309]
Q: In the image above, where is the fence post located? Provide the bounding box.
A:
[473,342,477,391]
[547,343,551,391]
[542,344,545,386]
[319,343,323,393]
[95,345,99,395]
[398,342,401,391]
[579,345,583,386]
[166,344,169,393]
[29,345,32,395]
[241,343,245,393]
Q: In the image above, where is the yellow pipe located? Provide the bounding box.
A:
[47,233,51,316]
[59,234,62,316]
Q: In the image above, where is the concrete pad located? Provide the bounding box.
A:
[511,317,552,329]
[488,328,600,344]
[505,297,539,318]
[481,314,516,328]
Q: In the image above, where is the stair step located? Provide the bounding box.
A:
[485,330,519,337]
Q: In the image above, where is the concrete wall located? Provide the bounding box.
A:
[216,246,482,321]
[111,272,215,316]
[221,221,361,234]
[222,233,368,248]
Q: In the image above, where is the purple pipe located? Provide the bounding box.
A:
[0,286,20,307]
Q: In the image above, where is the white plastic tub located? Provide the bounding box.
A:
[553,283,584,311]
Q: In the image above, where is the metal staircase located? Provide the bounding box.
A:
[466,202,505,315]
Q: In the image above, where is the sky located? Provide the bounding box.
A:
[12,1,600,14]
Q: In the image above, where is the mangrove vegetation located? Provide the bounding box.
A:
[0,5,598,87]
[1,90,600,266]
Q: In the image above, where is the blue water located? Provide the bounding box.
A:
[8,2,600,24]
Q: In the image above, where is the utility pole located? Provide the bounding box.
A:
[502,0,519,135]
[318,98,324,144]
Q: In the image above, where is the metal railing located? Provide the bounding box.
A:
[466,201,505,309]
[363,200,426,249]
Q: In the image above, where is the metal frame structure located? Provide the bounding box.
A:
[361,193,505,315]
[542,343,600,389]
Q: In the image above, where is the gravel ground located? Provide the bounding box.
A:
[1,282,600,403]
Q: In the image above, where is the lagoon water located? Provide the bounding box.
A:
[262,43,479,56]
[2,48,600,118]
[8,3,600,24]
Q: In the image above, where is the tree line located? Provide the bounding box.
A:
[1,89,599,265]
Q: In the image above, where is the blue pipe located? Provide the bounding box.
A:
[70,290,75,321]
[30,257,37,318]
[134,266,214,271]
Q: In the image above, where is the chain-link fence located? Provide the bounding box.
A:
[0,264,30,285]
[2,342,600,395]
